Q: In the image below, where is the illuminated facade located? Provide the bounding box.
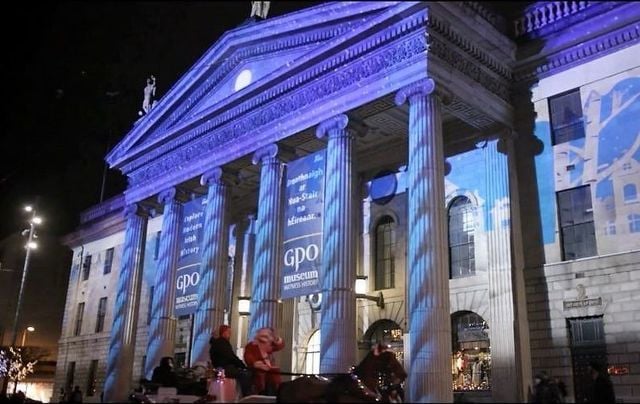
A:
[54,2,640,403]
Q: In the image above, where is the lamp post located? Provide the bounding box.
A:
[355,275,385,309]
[20,326,35,347]
[10,206,42,348]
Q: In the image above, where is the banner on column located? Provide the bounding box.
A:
[281,150,326,299]
[175,196,207,316]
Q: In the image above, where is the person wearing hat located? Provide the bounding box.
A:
[243,327,285,395]
[209,324,252,397]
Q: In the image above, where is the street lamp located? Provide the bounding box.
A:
[20,326,35,347]
[237,296,251,316]
[10,205,42,347]
[355,275,385,309]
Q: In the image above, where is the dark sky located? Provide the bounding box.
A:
[1,1,321,242]
[0,1,320,349]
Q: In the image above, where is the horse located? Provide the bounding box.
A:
[277,346,407,403]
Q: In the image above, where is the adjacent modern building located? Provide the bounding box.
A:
[53,2,640,403]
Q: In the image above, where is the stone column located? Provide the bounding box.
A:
[144,187,185,378]
[316,114,357,374]
[236,215,256,352]
[103,203,148,403]
[395,78,452,403]
[485,137,518,402]
[249,144,284,339]
[191,167,231,365]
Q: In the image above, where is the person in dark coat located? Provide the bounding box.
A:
[209,324,252,396]
[531,371,562,404]
[586,361,615,404]
[151,356,178,388]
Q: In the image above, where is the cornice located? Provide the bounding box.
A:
[61,210,126,248]
[514,20,640,83]
[428,34,510,102]
[427,11,512,81]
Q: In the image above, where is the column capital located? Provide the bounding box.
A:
[316,114,350,139]
[252,143,279,165]
[394,78,435,106]
[200,167,236,187]
[158,187,189,205]
[123,203,149,219]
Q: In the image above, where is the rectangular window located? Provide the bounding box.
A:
[74,302,85,336]
[549,89,585,145]
[86,359,98,397]
[95,297,107,333]
[375,217,396,290]
[557,186,597,260]
[147,286,154,325]
[103,248,114,275]
[82,255,92,281]
[65,361,76,391]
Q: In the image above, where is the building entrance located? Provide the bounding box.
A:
[451,311,491,391]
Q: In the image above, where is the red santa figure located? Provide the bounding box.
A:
[243,327,285,395]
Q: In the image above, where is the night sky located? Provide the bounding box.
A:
[0,1,319,349]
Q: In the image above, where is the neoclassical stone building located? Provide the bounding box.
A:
[54,2,640,403]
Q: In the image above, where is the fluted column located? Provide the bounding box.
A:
[317,114,357,374]
[236,216,256,351]
[395,78,452,403]
[249,144,284,339]
[485,137,518,402]
[191,168,231,365]
[144,187,185,378]
[103,204,148,403]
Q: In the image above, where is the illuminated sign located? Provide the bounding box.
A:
[281,150,325,299]
[175,197,207,315]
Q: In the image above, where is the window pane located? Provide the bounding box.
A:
[449,197,475,278]
[375,216,396,290]
[103,248,114,275]
[550,89,585,144]
[558,186,597,260]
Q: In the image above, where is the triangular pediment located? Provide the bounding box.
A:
[107,1,399,169]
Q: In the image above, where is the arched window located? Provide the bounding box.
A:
[305,330,321,375]
[375,216,396,290]
[448,196,476,279]
[623,184,637,202]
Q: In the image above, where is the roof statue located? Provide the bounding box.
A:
[139,75,158,116]
[250,1,270,19]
